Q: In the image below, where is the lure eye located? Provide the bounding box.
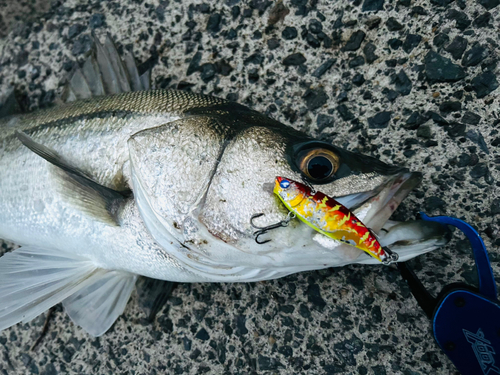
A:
[297,148,340,183]
[280,179,291,189]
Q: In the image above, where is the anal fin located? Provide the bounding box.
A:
[0,246,136,337]
[63,270,137,336]
[16,130,129,225]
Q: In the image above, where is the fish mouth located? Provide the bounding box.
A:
[307,171,450,262]
[339,172,423,234]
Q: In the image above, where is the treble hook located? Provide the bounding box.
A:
[250,212,296,244]
[381,247,399,265]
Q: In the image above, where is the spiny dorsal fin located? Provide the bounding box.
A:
[61,33,152,103]
[0,89,22,119]
[15,131,128,225]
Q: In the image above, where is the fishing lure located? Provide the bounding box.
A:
[274,176,399,264]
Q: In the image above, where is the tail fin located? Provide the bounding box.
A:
[0,246,136,336]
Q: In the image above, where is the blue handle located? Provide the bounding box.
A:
[420,213,497,300]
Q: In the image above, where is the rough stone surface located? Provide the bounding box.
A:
[0,0,499,374]
[424,51,466,82]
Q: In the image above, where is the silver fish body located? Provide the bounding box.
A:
[0,89,448,335]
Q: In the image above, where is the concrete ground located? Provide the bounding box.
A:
[0,0,499,374]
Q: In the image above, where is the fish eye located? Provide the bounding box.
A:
[297,148,340,183]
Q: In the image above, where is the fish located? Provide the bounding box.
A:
[273,176,398,264]
[0,34,449,336]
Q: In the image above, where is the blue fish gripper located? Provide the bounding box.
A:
[397,213,500,375]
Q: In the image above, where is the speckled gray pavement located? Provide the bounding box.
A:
[0,0,499,374]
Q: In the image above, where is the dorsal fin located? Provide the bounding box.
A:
[15,131,128,225]
[0,89,22,119]
[62,33,152,102]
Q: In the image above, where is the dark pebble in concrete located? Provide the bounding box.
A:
[344,30,366,51]
[312,58,335,78]
[462,44,488,67]
[267,37,280,50]
[282,26,298,40]
[309,19,322,34]
[244,52,264,65]
[200,63,216,82]
[283,53,306,66]
[388,38,402,50]
[473,12,491,28]
[306,284,326,309]
[303,88,328,110]
[417,125,432,138]
[457,153,471,167]
[466,130,489,154]
[446,123,466,137]
[187,51,202,75]
[433,33,449,48]
[445,36,468,60]
[447,9,471,31]
[68,23,85,39]
[235,315,248,336]
[206,14,222,32]
[317,114,335,132]
[362,0,385,12]
[491,199,500,215]
[258,355,284,371]
[472,71,499,98]
[384,88,398,101]
[405,111,427,129]
[195,328,210,341]
[469,163,488,178]
[404,149,416,157]
[424,51,465,82]
[431,0,454,5]
[478,0,499,9]
[366,17,381,29]
[393,70,412,95]
[402,34,422,53]
[337,104,355,121]
[386,17,403,31]
[425,196,446,212]
[462,111,481,125]
[368,111,392,128]
[439,101,461,113]
[426,111,448,125]
[363,42,378,63]
[89,13,105,29]
[352,73,365,86]
[349,56,365,68]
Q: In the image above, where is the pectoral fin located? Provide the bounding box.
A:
[16,131,128,225]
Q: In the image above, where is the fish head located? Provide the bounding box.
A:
[128,104,448,280]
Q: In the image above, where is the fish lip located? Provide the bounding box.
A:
[346,171,423,234]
